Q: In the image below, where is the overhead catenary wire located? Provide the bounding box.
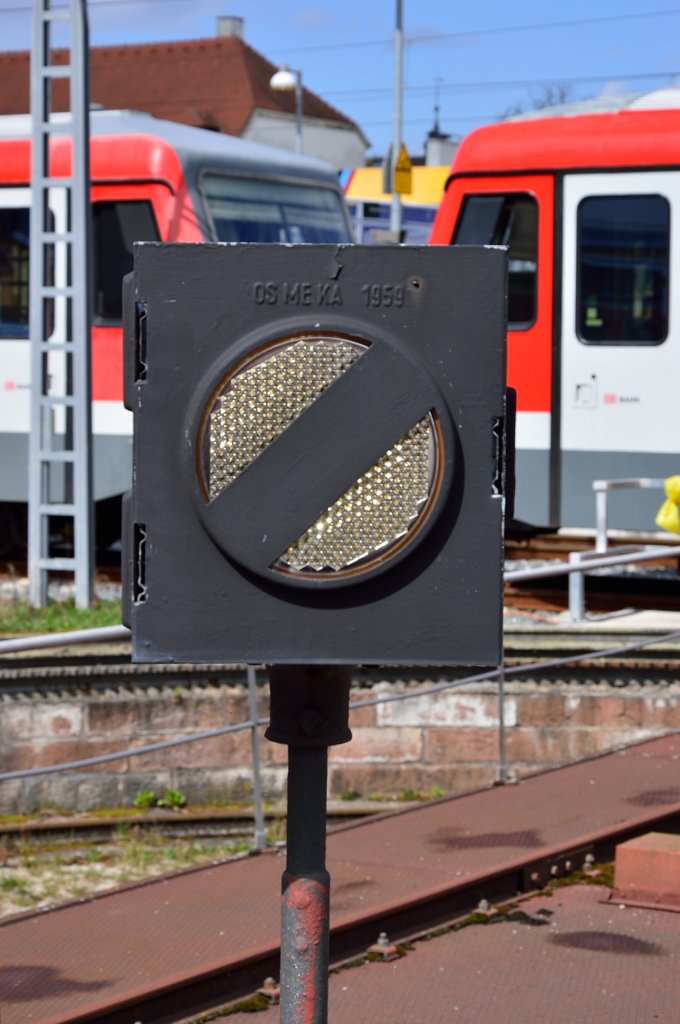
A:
[2,2,676,48]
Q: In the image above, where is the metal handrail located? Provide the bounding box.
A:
[593,477,667,552]
[0,623,129,654]
[504,543,680,583]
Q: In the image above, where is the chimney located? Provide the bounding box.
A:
[217,15,244,38]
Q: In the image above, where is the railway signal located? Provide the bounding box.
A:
[122,242,509,667]
[122,241,509,1024]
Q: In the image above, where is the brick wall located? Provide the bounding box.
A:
[1,670,679,813]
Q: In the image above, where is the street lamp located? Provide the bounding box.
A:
[270,64,303,155]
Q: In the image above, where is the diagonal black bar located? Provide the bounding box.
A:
[201,343,438,570]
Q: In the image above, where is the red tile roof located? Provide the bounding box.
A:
[0,35,357,136]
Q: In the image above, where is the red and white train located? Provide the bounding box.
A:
[430,90,680,532]
[0,109,353,547]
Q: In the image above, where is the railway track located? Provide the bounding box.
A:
[0,801,392,851]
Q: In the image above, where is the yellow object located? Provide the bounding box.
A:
[655,475,680,534]
[344,164,450,207]
[394,144,413,195]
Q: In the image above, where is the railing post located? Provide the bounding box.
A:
[247,665,268,851]
[594,485,609,553]
[568,550,586,622]
[497,660,508,783]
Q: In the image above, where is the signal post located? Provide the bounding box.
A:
[123,243,509,1022]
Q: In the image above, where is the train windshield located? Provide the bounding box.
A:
[201,174,351,244]
[452,193,538,328]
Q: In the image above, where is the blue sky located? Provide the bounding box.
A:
[2,1,680,158]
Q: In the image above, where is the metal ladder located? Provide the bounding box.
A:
[28,0,93,608]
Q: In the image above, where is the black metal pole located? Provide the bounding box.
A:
[281,744,330,1023]
[266,665,352,1024]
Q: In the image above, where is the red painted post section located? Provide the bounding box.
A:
[281,874,331,1024]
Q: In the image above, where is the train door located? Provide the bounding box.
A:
[560,171,680,529]
[89,185,166,515]
[433,174,556,525]
[0,185,68,501]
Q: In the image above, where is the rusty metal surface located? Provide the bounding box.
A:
[3,734,680,1024]
[230,884,680,1023]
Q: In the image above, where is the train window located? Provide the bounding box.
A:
[201,174,351,244]
[0,208,30,338]
[93,201,159,322]
[577,194,669,345]
[452,194,537,329]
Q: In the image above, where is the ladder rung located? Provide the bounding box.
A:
[39,504,76,516]
[38,450,76,463]
[41,232,74,244]
[41,395,76,407]
[42,7,70,21]
[38,557,76,570]
[39,342,74,352]
[38,122,75,138]
[37,172,74,183]
[41,286,74,298]
[43,65,72,79]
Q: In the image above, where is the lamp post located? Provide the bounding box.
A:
[390,0,404,236]
[270,64,303,155]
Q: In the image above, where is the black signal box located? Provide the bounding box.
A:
[122,244,508,666]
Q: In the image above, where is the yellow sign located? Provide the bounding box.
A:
[393,144,412,195]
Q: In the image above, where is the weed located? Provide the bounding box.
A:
[548,863,614,889]
[1,876,21,891]
[267,818,286,843]
[157,788,187,811]
[339,790,360,801]
[429,785,445,799]
[133,788,158,810]
[184,992,271,1020]
[399,788,422,801]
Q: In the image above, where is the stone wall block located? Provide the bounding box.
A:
[5,703,83,740]
[128,729,252,771]
[26,740,130,773]
[88,700,147,736]
[424,727,499,763]
[378,692,515,728]
[329,727,422,764]
[329,762,496,800]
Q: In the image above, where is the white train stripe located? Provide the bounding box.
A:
[515,411,550,450]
